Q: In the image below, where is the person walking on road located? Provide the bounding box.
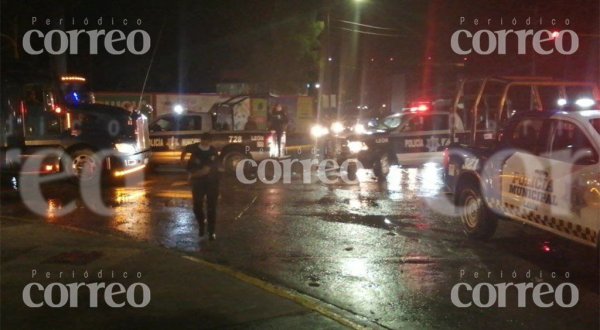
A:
[181,133,221,241]
[269,103,288,158]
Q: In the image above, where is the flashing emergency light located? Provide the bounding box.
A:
[407,101,431,112]
[575,98,595,108]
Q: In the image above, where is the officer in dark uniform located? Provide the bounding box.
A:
[269,104,288,157]
[181,133,220,240]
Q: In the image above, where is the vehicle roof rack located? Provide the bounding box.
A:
[497,76,554,81]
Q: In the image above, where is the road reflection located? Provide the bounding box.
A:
[111,186,152,240]
[386,163,444,200]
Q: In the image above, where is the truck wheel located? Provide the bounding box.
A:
[373,155,390,181]
[145,162,158,174]
[346,162,357,181]
[457,183,497,240]
[67,149,101,183]
[222,151,246,173]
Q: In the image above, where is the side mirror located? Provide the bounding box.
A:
[574,149,598,166]
[497,130,504,143]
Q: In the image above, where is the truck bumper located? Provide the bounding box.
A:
[108,150,150,177]
[249,151,271,162]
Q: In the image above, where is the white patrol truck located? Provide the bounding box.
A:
[149,111,280,172]
[149,95,282,172]
[444,109,600,249]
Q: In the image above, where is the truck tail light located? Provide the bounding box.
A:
[266,133,274,147]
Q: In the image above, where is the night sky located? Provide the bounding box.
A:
[1,0,598,105]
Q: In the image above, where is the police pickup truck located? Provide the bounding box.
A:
[444,109,600,249]
[337,100,463,180]
[149,110,280,172]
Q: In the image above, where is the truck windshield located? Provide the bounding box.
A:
[60,81,95,106]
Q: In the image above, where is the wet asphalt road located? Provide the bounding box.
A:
[2,164,599,329]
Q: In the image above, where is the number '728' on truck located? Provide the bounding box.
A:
[149,109,282,172]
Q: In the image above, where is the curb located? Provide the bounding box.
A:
[0,215,381,329]
[182,255,383,329]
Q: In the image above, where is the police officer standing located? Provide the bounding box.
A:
[269,103,288,157]
[181,133,220,241]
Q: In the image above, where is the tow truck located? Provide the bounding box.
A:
[443,76,600,248]
[149,96,282,172]
[1,82,60,183]
[1,66,150,183]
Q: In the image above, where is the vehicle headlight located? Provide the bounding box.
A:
[347,141,368,153]
[115,143,137,154]
[354,123,366,134]
[310,124,329,138]
[330,121,344,134]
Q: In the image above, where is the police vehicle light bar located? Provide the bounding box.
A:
[60,76,86,82]
[405,101,431,112]
[575,98,595,108]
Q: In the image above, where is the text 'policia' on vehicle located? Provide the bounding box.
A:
[0,65,150,184]
[313,98,463,180]
[441,76,600,249]
[347,99,461,180]
[148,96,283,173]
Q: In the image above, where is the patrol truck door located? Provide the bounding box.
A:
[500,117,546,212]
[538,118,599,244]
[389,113,456,166]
